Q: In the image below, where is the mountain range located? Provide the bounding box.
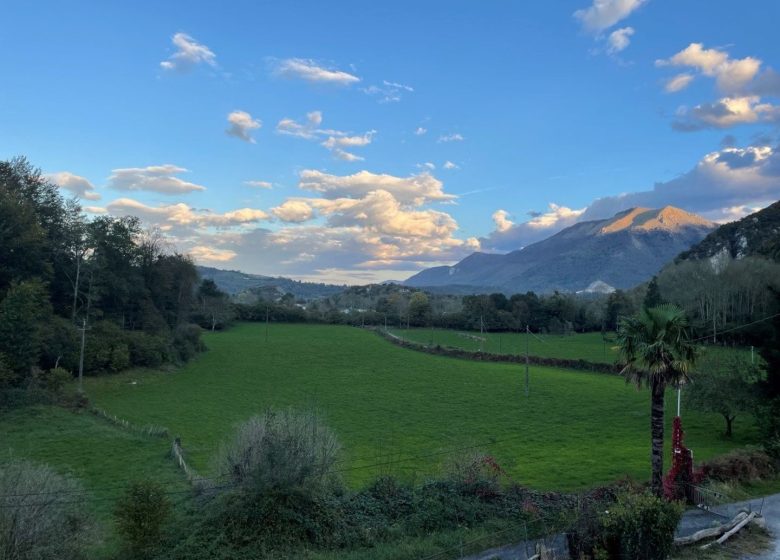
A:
[405,206,716,294]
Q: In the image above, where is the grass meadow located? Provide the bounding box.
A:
[79,323,756,490]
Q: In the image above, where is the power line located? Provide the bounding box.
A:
[690,312,780,343]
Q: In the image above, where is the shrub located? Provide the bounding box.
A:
[216,408,342,498]
[597,492,683,560]
[0,460,92,559]
[126,332,167,368]
[31,366,73,396]
[697,447,776,483]
[114,480,171,557]
[171,324,203,362]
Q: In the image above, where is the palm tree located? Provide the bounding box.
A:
[617,304,697,496]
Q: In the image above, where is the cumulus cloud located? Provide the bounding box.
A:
[226,110,261,143]
[271,199,315,223]
[414,127,428,136]
[274,58,360,85]
[673,96,780,131]
[657,43,761,94]
[574,0,647,33]
[276,111,327,139]
[664,73,695,93]
[160,32,216,72]
[492,210,514,233]
[482,204,586,251]
[46,171,100,201]
[321,131,375,161]
[298,169,456,206]
[579,144,780,220]
[107,165,206,195]
[362,80,414,103]
[105,198,269,229]
[443,161,459,170]
[245,180,272,189]
[438,133,464,143]
[189,245,237,262]
[606,27,634,54]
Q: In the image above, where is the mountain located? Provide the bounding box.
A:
[406,206,716,294]
[196,266,345,300]
[676,200,780,263]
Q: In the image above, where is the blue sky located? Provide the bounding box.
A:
[2,0,780,283]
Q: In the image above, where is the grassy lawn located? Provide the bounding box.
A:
[82,323,757,491]
[0,405,189,554]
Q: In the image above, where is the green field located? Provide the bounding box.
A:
[388,327,751,367]
[77,322,754,491]
[389,328,619,363]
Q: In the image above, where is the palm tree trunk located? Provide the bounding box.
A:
[650,379,665,497]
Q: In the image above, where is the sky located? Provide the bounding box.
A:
[2,0,780,284]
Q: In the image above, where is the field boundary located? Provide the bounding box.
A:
[374,328,622,375]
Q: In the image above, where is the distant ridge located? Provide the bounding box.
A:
[676,200,780,263]
[406,206,716,294]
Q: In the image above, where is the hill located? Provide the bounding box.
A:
[676,200,780,263]
[406,206,715,293]
[196,266,345,300]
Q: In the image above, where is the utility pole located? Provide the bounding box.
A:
[265,306,269,343]
[677,385,682,417]
[77,318,87,393]
[525,325,530,397]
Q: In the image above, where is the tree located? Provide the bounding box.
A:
[617,304,698,496]
[408,292,432,326]
[684,355,761,437]
[0,280,50,381]
[643,276,663,309]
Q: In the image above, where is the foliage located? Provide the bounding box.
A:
[0,459,92,560]
[114,480,172,557]
[685,354,762,436]
[216,409,342,498]
[597,491,683,560]
[0,280,50,378]
[697,447,776,483]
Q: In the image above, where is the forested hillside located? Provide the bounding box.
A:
[0,158,203,397]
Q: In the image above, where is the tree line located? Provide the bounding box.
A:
[0,157,223,402]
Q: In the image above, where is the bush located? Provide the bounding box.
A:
[31,366,72,396]
[0,460,92,559]
[171,324,203,362]
[697,447,776,483]
[597,492,683,560]
[216,408,342,498]
[126,331,167,368]
[115,480,172,557]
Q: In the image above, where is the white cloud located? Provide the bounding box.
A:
[664,73,695,93]
[443,161,459,170]
[46,171,100,201]
[105,198,269,229]
[298,169,456,206]
[414,127,428,136]
[107,165,206,195]
[83,206,106,214]
[492,210,514,233]
[226,110,261,143]
[271,199,315,223]
[274,58,360,85]
[673,96,780,131]
[160,33,216,72]
[277,112,373,160]
[438,133,464,143]
[362,80,414,103]
[574,0,647,33]
[417,162,436,171]
[276,111,327,139]
[482,204,586,251]
[657,43,762,94]
[189,246,237,262]
[245,180,272,189]
[606,27,634,54]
